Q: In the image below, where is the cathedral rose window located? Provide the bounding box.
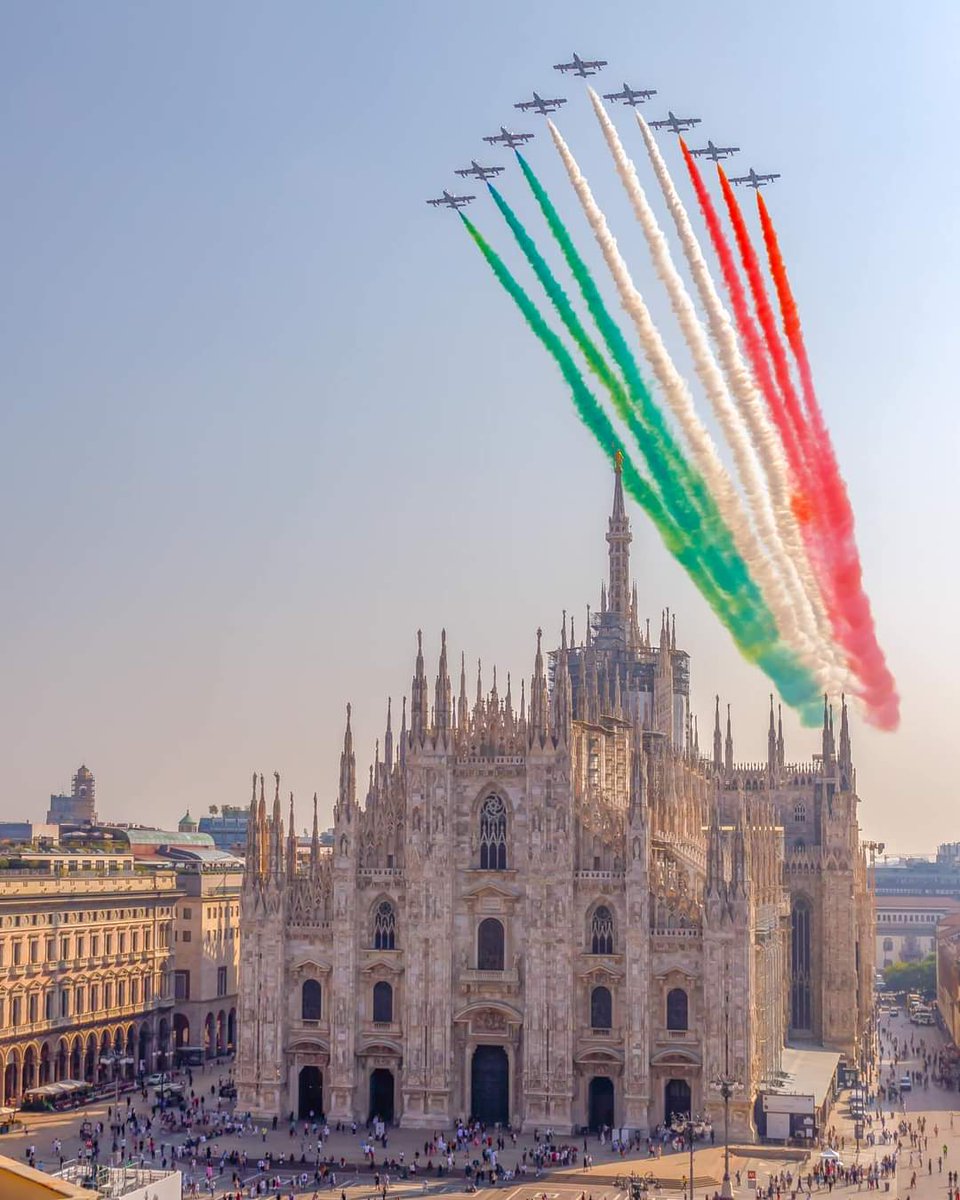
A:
[479,795,508,870]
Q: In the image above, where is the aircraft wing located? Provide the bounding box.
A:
[515,100,534,110]
[553,62,574,72]
[582,59,607,69]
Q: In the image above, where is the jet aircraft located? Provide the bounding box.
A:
[455,161,505,182]
[483,127,534,149]
[515,91,567,116]
[426,190,475,210]
[553,52,607,77]
[649,111,702,134]
[690,139,740,162]
[602,82,658,107]
[729,167,781,189]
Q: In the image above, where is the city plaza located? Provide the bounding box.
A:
[0,1003,955,1200]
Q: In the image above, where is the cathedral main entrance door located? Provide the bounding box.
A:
[298,1066,323,1120]
[369,1068,395,1124]
[471,1045,508,1126]
[664,1078,691,1126]
[588,1076,615,1131]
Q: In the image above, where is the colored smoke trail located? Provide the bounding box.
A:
[635,112,846,689]
[459,213,822,717]
[717,166,813,471]
[679,141,812,506]
[588,90,833,691]
[506,158,717,545]
[512,150,776,638]
[512,153,692,493]
[754,194,900,729]
[545,119,776,639]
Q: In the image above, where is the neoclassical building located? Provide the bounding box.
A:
[0,850,177,1107]
[238,463,874,1135]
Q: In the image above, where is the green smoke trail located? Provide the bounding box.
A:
[512,154,771,631]
[459,215,685,558]
[461,212,822,716]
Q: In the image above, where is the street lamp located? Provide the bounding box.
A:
[99,1053,134,1114]
[710,988,743,1200]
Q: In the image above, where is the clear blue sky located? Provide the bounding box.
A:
[2,1,956,851]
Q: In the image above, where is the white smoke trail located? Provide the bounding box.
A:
[547,118,818,672]
[587,89,833,688]
[633,110,851,691]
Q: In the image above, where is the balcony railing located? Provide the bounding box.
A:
[460,968,520,985]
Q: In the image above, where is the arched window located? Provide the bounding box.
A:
[373,901,396,951]
[479,795,507,870]
[373,980,393,1023]
[794,802,807,822]
[590,905,615,955]
[590,985,612,1030]
[477,918,505,971]
[301,979,322,1021]
[883,937,893,952]
[791,899,813,1032]
[666,987,688,1031]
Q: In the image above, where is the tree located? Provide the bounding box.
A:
[208,805,219,816]
[883,954,936,997]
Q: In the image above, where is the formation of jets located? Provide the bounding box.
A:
[690,139,740,163]
[426,52,779,209]
[603,82,657,107]
[729,167,781,189]
[515,91,567,116]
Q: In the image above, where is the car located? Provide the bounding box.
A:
[900,1075,913,1092]
[219,1083,237,1099]
[144,1072,172,1087]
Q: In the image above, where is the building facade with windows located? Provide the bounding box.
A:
[876,895,960,967]
[0,851,177,1108]
[169,850,243,1062]
[238,464,874,1137]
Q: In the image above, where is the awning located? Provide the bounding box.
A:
[774,1045,842,1111]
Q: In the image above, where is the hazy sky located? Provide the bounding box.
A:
[2,2,956,852]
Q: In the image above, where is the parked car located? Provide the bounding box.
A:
[219,1083,237,1099]
[144,1072,172,1087]
[900,1074,913,1092]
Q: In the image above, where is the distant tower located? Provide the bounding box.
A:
[178,810,198,833]
[47,764,97,825]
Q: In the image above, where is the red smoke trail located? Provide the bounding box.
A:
[755,193,900,729]
[680,141,856,707]
[679,140,811,518]
[716,164,813,476]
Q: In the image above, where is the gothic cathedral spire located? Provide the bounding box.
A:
[606,451,632,619]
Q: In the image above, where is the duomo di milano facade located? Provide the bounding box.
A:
[238,464,874,1137]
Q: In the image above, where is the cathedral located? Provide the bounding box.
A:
[237,462,874,1137]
